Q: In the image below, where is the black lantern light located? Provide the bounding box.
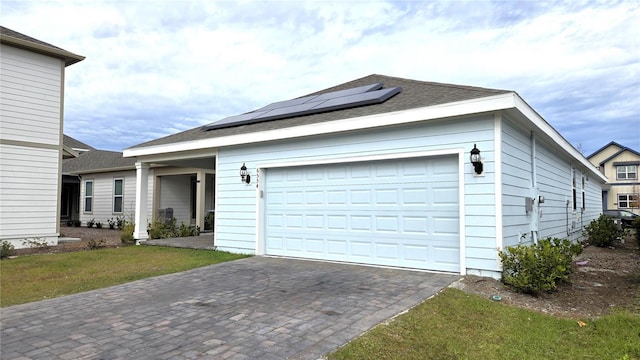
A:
[470,144,483,175]
[240,163,251,184]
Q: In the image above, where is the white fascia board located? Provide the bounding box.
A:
[512,95,608,183]
[124,93,518,159]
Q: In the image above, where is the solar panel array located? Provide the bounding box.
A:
[202,82,402,131]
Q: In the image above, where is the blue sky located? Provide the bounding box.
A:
[2,0,639,155]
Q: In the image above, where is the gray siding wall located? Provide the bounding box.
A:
[80,170,137,226]
[216,115,499,274]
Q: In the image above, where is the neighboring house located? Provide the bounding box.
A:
[587,142,640,216]
[60,135,95,224]
[62,143,137,227]
[124,74,606,278]
[0,26,84,249]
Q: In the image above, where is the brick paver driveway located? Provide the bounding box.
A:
[1,257,458,359]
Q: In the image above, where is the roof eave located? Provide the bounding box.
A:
[124,92,518,159]
[0,34,85,66]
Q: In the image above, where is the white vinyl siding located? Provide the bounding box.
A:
[0,45,62,145]
[216,115,496,274]
[79,171,136,225]
[0,44,64,248]
[0,144,60,241]
[158,175,192,226]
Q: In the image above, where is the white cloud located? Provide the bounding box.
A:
[1,0,638,154]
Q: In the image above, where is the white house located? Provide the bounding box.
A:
[124,75,606,278]
[0,26,84,249]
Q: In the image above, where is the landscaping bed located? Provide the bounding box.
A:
[452,234,639,318]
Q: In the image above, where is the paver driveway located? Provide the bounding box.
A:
[1,257,458,359]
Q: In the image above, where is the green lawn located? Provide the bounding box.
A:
[329,288,640,360]
[0,246,249,307]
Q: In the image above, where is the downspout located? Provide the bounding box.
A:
[530,132,539,244]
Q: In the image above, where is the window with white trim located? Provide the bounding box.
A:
[581,175,585,210]
[617,165,638,180]
[572,169,577,211]
[618,194,639,208]
[113,178,123,213]
[84,180,93,213]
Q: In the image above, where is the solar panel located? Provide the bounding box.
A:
[202,83,401,131]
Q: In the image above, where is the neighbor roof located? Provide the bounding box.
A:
[587,141,640,166]
[128,74,511,150]
[0,26,84,66]
[63,134,96,153]
[63,150,136,174]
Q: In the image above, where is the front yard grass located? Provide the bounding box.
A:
[329,288,640,360]
[0,246,249,307]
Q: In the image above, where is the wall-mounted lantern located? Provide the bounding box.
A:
[470,144,483,175]
[240,163,251,184]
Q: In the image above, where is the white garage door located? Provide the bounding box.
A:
[264,156,460,272]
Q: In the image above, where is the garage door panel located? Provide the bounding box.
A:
[265,156,460,272]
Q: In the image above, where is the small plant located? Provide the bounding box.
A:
[73,220,81,227]
[116,216,125,230]
[107,218,116,229]
[21,238,50,251]
[87,239,106,249]
[1,241,16,259]
[96,221,103,229]
[147,218,178,239]
[205,212,214,231]
[499,237,582,295]
[87,218,96,228]
[120,221,135,244]
[583,214,624,247]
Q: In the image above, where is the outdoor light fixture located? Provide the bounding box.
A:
[470,144,483,175]
[240,163,251,184]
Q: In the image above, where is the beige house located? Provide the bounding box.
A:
[587,142,640,215]
[0,26,84,249]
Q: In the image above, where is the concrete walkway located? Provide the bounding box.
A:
[139,233,216,250]
[1,257,458,360]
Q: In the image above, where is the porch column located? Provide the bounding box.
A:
[134,161,149,241]
[196,170,206,230]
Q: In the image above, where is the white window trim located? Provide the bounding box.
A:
[616,165,638,180]
[84,180,93,214]
[618,193,639,209]
[113,178,124,214]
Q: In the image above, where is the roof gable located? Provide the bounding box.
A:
[587,142,640,166]
[129,74,511,149]
[0,26,84,66]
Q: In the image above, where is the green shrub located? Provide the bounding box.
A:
[147,218,178,239]
[632,217,640,248]
[583,214,623,247]
[499,237,582,295]
[120,222,135,244]
[1,241,16,259]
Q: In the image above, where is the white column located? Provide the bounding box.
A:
[134,161,149,241]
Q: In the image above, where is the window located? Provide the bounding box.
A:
[84,180,93,213]
[617,165,638,180]
[113,179,123,213]
[581,175,586,210]
[572,169,577,211]
[618,194,639,208]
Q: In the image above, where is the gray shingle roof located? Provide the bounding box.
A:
[63,134,95,152]
[0,26,84,66]
[128,74,511,149]
[63,150,136,174]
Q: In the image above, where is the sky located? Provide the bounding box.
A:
[2,0,639,156]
